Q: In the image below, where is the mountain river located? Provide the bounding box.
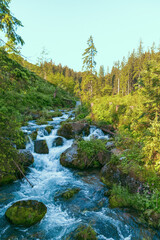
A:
[0,109,160,240]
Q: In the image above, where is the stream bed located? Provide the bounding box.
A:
[0,110,160,240]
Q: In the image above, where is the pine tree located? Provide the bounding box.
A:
[0,0,24,45]
[82,35,97,74]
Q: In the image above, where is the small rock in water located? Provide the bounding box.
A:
[34,140,49,154]
[52,137,63,147]
[67,225,97,240]
[30,129,38,140]
[5,200,47,227]
[55,188,80,200]
[45,125,54,135]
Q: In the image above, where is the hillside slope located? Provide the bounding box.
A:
[0,48,76,185]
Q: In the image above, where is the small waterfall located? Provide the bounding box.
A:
[84,126,109,141]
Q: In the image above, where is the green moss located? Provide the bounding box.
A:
[36,117,48,125]
[55,188,80,200]
[74,225,97,240]
[51,111,63,118]
[30,130,38,141]
[143,210,160,229]
[5,200,47,227]
[57,123,74,139]
[0,138,33,186]
[45,126,54,134]
[100,177,112,188]
[52,137,63,147]
[0,174,17,186]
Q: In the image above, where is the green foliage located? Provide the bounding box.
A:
[0,0,24,45]
[77,139,107,161]
[75,104,90,120]
[0,48,76,185]
[110,184,160,214]
[142,113,160,167]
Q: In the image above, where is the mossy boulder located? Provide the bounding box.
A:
[5,200,47,227]
[57,121,90,139]
[52,137,63,147]
[18,149,34,168]
[60,143,78,168]
[55,188,80,200]
[30,130,38,140]
[100,163,144,193]
[60,140,111,170]
[34,140,49,154]
[57,123,74,139]
[67,225,97,240]
[45,126,54,135]
[71,121,90,136]
[0,138,34,186]
[143,209,160,229]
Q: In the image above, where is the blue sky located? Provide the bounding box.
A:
[7,0,160,72]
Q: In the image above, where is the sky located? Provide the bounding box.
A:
[4,0,160,73]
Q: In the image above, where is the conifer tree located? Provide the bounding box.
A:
[82,35,97,74]
[0,0,24,45]
[99,65,105,78]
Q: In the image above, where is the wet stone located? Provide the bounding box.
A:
[52,137,63,147]
[5,200,47,227]
[34,140,49,154]
[54,188,80,200]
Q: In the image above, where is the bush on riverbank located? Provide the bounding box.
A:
[60,139,111,169]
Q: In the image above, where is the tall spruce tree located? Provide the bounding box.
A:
[80,36,98,102]
[82,35,97,74]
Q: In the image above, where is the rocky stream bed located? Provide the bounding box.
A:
[0,109,160,239]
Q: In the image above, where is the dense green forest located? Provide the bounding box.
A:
[74,36,160,227]
[0,0,160,232]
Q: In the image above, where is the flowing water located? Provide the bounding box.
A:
[0,109,160,240]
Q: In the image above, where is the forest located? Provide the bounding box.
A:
[0,0,160,239]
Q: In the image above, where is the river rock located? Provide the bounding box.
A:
[67,225,97,240]
[55,188,80,200]
[71,121,90,136]
[52,137,63,147]
[57,121,90,139]
[60,143,78,168]
[5,200,47,227]
[18,149,34,168]
[34,140,49,154]
[60,142,111,170]
[57,123,73,139]
[101,163,144,193]
[45,126,54,135]
[30,130,38,141]
[143,209,160,229]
